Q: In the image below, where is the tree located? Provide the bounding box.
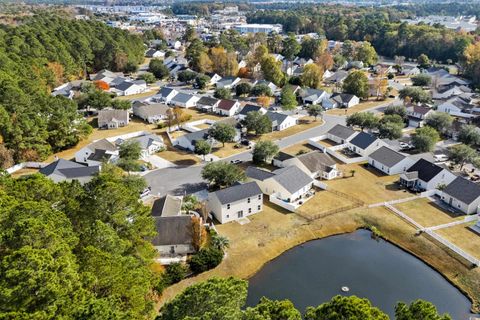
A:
[395,300,452,320]
[463,42,480,86]
[209,123,236,147]
[257,95,273,108]
[77,88,113,110]
[251,84,273,97]
[158,277,247,320]
[304,295,388,320]
[449,144,478,170]
[355,41,378,66]
[189,247,224,273]
[186,39,208,72]
[201,161,246,189]
[119,140,141,160]
[458,124,480,147]
[195,74,210,90]
[164,263,188,285]
[111,99,131,110]
[378,121,403,140]
[425,113,453,135]
[411,126,440,152]
[260,55,285,86]
[384,105,407,118]
[280,86,298,110]
[399,87,431,103]
[194,139,212,160]
[282,34,301,61]
[343,71,369,99]
[236,83,252,97]
[149,59,170,79]
[346,112,379,131]
[210,47,238,76]
[244,111,272,135]
[0,144,14,169]
[301,63,325,89]
[253,140,279,164]
[306,104,324,121]
[412,74,432,87]
[211,234,230,251]
[138,72,156,84]
[417,54,431,68]
[178,70,198,83]
[244,297,302,320]
[214,88,232,99]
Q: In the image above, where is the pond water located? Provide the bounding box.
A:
[247,229,474,319]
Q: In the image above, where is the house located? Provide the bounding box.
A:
[168,39,182,50]
[97,109,129,129]
[110,80,147,96]
[174,129,212,152]
[127,134,164,158]
[52,83,75,99]
[436,97,477,119]
[324,70,349,85]
[406,105,434,128]
[152,194,183,217]
[145,48,165,58]
[216,99,241,116]
[253,80,278,92]
[90,69,123,84]
[400,158,456,191]
[246,166,314,203]
[40,159,100,184]
[402,65,421,77]
[152,215,196,257]
[432,86,470,100]
[237,104,267,120]
[216,76,241,89]
[274,151,339,180]
[330,93,360,108]
[326,124,358,144]
[208,181,263,224]
[170,93,200,108]
[196,96,220,112]
[75,138,118,165]
[133,103,170,123]
[368,146,415,175]
[441,177,480,214]
[301,88,329,105]
[206,73,222,85]
[265,111,297,131]
[347,132,387,157]
[157,87,179,103]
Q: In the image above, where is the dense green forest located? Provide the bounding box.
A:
[0,14,144,163]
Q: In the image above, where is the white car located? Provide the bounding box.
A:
[434,154,449,162]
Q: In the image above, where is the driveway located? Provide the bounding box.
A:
[145,155,176,169]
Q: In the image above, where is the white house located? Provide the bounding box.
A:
[274,151,339,180]
[436,97,476,119]
[152,216,196,257]
[111,80,147,96]
[206,73,222,85]
[197,96,220,112]
[170,93,200,108]
[400,158,456,191]
[39,159,100,184]
[406,105,434,128]
[236,104,267,121]
[216,99,241,116]
[301,88,329,105]
[168,40,182,50]
[173,129,212,152]
[441,177,480,214]
[368,146,415,175]
[330,93,360,108]
[132,103,170,123]
[145,49,166,59]
[157,87,179,103]
[208,182,263,224]
[97,109,130,129]
[124,133,164,159]
[216,76,241,89]
[326,124,358,144]
[347,132,387,157]
[265,111,297,131]
[75,138,118,165]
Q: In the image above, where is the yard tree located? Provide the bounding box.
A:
[244,297,302,320]
[448,144,479,170]
[210,234,230,251]
[458,124,480,147]
[253,140,279,164]
[183,25,197,43]
[214,88,232,99]
[188,247,224,273]
[236,83,252,97]
[395,300,452,320]
[158,277,247,320]
[267,32,283,54]
[378,121,403,140]
[355,41,378,66]
[177,70,198,84]
[411,126,440,152]
[306,104,324,121]
[257,95,273,108]
[343,70,369,99]
[411,74,432,87]
[201,161,246,189]
[384,105,407,119]
[197,52,213,74]
[172,107,192,128]
[282,34,301,61]
[417,54,431,68]
[280,86,298,111]
[261,55,285,86]
[399,87,431,103]
[463,41,480,86]
[149,59,170,79]
[381,114,405,126]
[163,263,188,285]
[77,88,113,110]
[194,139,212,160]
[245,111,272,135]
[251,84,273,97]
[425,113,453,135]
[301,63,325,89]
[138,72,156,84]
[195,74,210,90]
[346,112,379,131]
[111,99,131,110]
[317,51,335,71]
[186,39,207,72]
[209,123,236,147]
[304,295,389,320]
[119,140,142,160]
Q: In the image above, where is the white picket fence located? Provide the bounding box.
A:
[6,162,47,174]
[424,215,478,231]
[424,230,479,267]
[385,203,425,230]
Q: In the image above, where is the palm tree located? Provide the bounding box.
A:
[211,235,230,251]
[350,169,356,177]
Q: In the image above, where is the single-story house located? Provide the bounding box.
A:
[173,129,212,152]
[368,146,415,175]
[152,215,196,257]
[206,73,222,85]
[133,103,170,123]
[436,97,476,119]
[301,88,329,105]
[197,96,221,112]
[168,40,182,50]
[236,104,267,121]
[265,111,297,131]
[406,105,434,128]
[216,76,241,89]
[400,158,457,191]
[157,87,179,103]
[111,80,147,96]
[127,133,164,158]
[98,109,130,129]
[324,70,349,85]
[216,99,241,117]
[274,150,339,180]
[170,93,200,108]
[40,159,100,184]
[208,181,263,224]
[330,93,360,108]
[145,48,166,58]
[326,124,358,144]
[347,132,387,157]
[441,177,480,214]
[75,138,118,165]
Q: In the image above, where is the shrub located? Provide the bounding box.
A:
[189,247,223,273]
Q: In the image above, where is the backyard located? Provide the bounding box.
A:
[326,98,393,116]
[436,223,480,260]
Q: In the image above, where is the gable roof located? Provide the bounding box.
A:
[152,216,193,246]
[87,149,113,162]
[349,131,378,149]
[266,111,289,126]
[443,177,480,205]
[197,96,219,106]
[246,166,276,181]
[212,181,262,205]
[331,93,357,104]
[183,129,210,143]
[272,166,314,194]
[171,92,195,103]
[274,151,294,162]
[40,159,99,179]
[239,104,264,116]
[217,99,238,111]
[369,146,406,167]
[407,158,444,183]
[151,194,183,217]
[131,134,163,149]
[297,151,336,173]
[98,109,129,123]
[327,124,356,140]
[87,138,117,152]
[159,87,177,97]
[133,103,170,117]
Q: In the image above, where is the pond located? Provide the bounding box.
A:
[247,229,474,319]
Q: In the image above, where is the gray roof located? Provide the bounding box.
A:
[151,194,183,217]
[407,158,444,182]
[87,138,117,152]
[130,134,163,149]
[443,177,480,205]
[171,92,195,103]
[40,159,99,179]
[133,103,170,117]
[87,149,112,162]
[115,81,136,91]
[272,166,314,193]
[266,111,289,126]
[239,104,264,116]
[349,132,378,149]
[98,109,129,123]
[183,129,210,143]
[331,93,357,104]
[274,151,294,162]
[297,151,336,173]
[327,124,356,140]
[369,146,406,167]
[246,166,275,181]
[212,181,262,205]
[197,96,219,106]
[152,216,193,246]
[159,87,176,97]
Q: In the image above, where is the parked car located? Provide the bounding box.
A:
[433,154,449,162]
[240,139,250,146]
[230,159,242,164]
[140,187,151,198]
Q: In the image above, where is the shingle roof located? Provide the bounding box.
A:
[331,93,357,103]
[274,151,294,162]
[246,166,275,181]
[134,103,170,117]
[266,111,289,126]
[297,151,336,173]
[272,166,314,194]
[87,138,117,152]
[151,195,183,217]
[407,158,444,183]
[349,132,378,149]
[87,149,113,162]
[238,104,263,115]
[368,146,406,167]
[197,96,219,106]
[443,177,480,205]
[183,129,210,143]
[40,159,84,176]
[115,81,136,91]
[131,134,163,149]
[327,124,356,140]
[217,99,237,111]
[171,93,195,103]
[40,159,100,179]
[212,182,262,205]
[98,109,129,123]
[152,216,193,246]
[159,87,176,97]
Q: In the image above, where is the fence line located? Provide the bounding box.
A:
[424,215,478,231]
[385,203,425,230]
[424,230,479,267]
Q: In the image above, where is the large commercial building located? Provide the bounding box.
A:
[234,23,282,34]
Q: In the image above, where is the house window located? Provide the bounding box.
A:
[227,204,230,209]
[258,205,261,210]
[248,208,252,213]
[247,198,250,203]
[226,214,229,218]
[258,194,261,200]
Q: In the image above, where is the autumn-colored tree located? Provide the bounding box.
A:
[463,42,480,86]
[46,62,65,87]
[191,216,206,251]
[238,67,250,78]
[94,80,110,91]
[197,52,213,74]
[301,64,324,89]
[257,95,273,108]
[114,51,128,71]
[0,144,14,169]
[316,52,334,71]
